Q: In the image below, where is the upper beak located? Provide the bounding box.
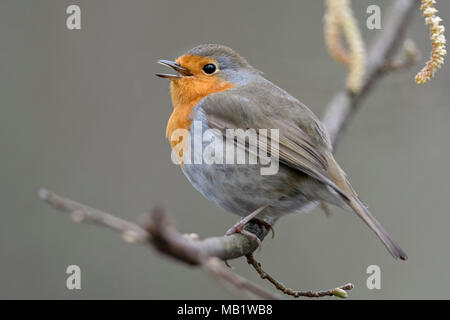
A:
[156,59,192,79]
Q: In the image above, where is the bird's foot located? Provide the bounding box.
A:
[251,218,275,239]
[226,222,262,250]
[223,260,233,269]
[225,205,269,251]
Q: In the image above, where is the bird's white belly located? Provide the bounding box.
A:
[177,108,323,224]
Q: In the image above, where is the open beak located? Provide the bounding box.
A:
[156,59,192,79]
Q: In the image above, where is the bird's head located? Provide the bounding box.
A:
[156,44,260,108]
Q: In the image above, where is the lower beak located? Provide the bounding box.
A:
[156,59,192,79]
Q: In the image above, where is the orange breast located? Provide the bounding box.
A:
[166,76,234,147]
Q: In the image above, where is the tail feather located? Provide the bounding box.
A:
[326,154,407,260]
[346,197,408,260]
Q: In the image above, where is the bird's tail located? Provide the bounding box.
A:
[326,154,407,260]
[345,196,408,260]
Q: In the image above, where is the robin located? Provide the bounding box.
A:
[156,44,407,260]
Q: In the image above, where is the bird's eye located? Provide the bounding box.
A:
[202,64,216,74]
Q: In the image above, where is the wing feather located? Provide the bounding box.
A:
[199,88,348,199]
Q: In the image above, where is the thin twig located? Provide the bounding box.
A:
[383,39,421,72]
[246,254,353,298]
[203,258,281,299]
[38,188,147,243]
[323,0,420,147]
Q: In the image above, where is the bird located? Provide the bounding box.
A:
[156,44,407,260]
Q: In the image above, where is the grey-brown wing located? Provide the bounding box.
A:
[198,90,348,199]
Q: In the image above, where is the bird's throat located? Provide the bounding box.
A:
[166,77,234,146]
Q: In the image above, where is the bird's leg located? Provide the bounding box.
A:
[226,205,269,248]
[251,218,275,239]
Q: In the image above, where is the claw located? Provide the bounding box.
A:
[226,219,262,251]
[252,218,275,239]
[241,229,262,251]
[225,205,269,252]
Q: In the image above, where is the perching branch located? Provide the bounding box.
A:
[38,189,279,299]
[39,0,419,299]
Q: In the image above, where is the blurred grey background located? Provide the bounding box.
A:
[1,0,449,299]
